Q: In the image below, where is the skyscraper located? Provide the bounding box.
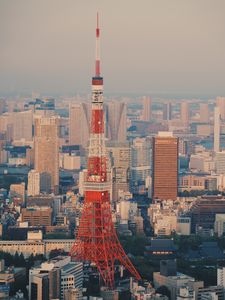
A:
[214,106,220,153]
[106,101,127,142]
[163,102,172,121]
[199,103,209,123]
[34,116,59,194]
[107,142,130,202]
[180,102,189,126]
[69,103,90,147]
[131,137,151,189]
[142,96,151,121]
[152,132,178,200]
[216,96,225,120]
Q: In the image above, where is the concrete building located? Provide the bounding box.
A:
[189,152,214,173]
[69,103,90,147]
[197,286,223,300]
[215,151,225,174]
[154,213,177,236]
[29,256,83,300]
[177,287,194,300]
[107,142,130,202]
[10,182,25,203]
[64,288,83,300]
[214,214,225,237]
[153,271,201,300]
[21,207,52,226]
[142,96,152,121]
[106,101,127,142]
[217,266,225,287]
[152,132,178,201]
[214,107,220,153]
[180,102,189,127]
[0,234,74,258]
[199,103,209,123]
[29,265,61,300]
[163,102,172,121]
[60,153,81,170]
[34,116,59,194]
[27,170,40,196]
[179,175,206,192]
[216,96,225,120]
[177,217,191,235]
[0,110,33,142]
[131,137,151,190]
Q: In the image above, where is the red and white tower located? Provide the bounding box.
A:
[70,14,141,289]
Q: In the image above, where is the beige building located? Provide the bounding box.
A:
[199,103,209,123]
[27,170,40,196]
[0,235,74,258]
[21,207,52,226]
[180,102,189,126]
[216,96,225,120]
[142,96,152,121]
[34,116,59,194]
[0,110,33,142]
[60,153,81,170]
[10,182,25,203]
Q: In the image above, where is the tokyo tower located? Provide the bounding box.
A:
[70,14,141,289]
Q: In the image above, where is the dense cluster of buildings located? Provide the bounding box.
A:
[1,94,225,298]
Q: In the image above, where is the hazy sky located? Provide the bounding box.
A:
[0,0,225,97]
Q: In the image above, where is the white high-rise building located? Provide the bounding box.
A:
[27,170,40,196]
[217,267,225,287]
[214,107,220,153]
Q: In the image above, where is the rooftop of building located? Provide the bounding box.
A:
[146,239,177,251]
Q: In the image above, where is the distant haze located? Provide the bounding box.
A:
[0,0,225,97]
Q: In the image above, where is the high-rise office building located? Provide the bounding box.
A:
[107,142,130,202]
[163,102,172,121]
[27,170,40,196]
[30,266,61,300]
[199,103,209,123]
[215,151,225,175]
[131,137,151,189]
[214,107,220,153]
[180,102,189,126]
[106,101,127,142]
[216,97,225,120]
[34,116,59,194]
[152,132,178,200]
[0,110,33,142]
[142,96,152,121]
[69,103,90,147]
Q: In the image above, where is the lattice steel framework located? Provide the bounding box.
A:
[70,14,141,289]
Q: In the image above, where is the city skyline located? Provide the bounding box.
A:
[1,0,225,97]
